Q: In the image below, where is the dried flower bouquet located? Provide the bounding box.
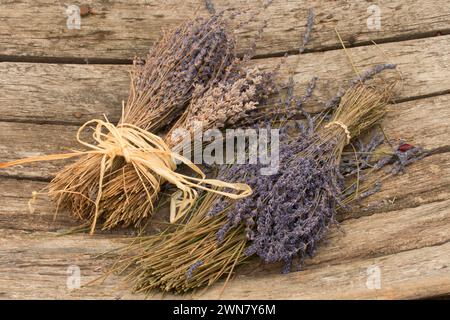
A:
[0,15,276,233]
[114,70,405,294]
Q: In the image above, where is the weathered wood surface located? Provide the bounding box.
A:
[1,184,449,299]
[1,35,450,124]
[201,241,450,300]
[1,125,449,299]
[1,0,450,300]
[1,0,449,60]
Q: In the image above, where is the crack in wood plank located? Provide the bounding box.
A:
[1,91,449,180]
[1,35,450,125]
[1,0,450,60]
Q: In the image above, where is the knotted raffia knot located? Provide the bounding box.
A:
[325,120,351,144]
[0,118,252,234]
[77,119,253,230]
[78,119,177,171]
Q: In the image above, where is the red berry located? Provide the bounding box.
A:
[398,143,414,152]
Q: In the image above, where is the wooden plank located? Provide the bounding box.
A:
[382,95,450,153]
[1,92,449,179]
[308,199,450,269]
[0,63,128,124]
[2,151,449,233]
[1,35,450,124]
[199,241,450,299]
[231,193,450,276]
[0,229,144,299]
[342,94,450,216]
[266,34,450,104]
[344,150,450,219]
[0,122,78,180]
[1,198,449,299]
[1,0,449,60]
[0,179,77,233]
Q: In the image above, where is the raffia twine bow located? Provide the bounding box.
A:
[0,118,252,233]
[325,120,352,144]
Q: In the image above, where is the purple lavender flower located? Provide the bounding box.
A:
[186,260,204,280]
[326,63,397,109]
[207,65,407,274]
[299,9,315,54]
[204,0,215,14]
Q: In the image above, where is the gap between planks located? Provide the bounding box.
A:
[1,34,450,125]
[1,0,450,60]
[0,0,450,298]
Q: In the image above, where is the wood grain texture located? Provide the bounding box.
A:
[0,122,78,179]
[1,92,449,179]
[1,35,450,124]
[1,0,450,300]
[199,240,450,300]
[0,229,143,300]
[1,0,449,60]
[0,63,128,124]
[1,196,449,299]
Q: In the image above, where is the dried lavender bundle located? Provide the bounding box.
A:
[0,15,238,233]
[98,59,277,229]
[216,84,392,271]
[116,81,397,293]
[168,62,276,143]
[108,89,301,292]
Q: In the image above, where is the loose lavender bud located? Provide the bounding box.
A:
[205,0,215,14]
[210,130,344,269]
[390,145,427,174]
[357,181,382,199]
[374,154,393,170]
[301,76,318,102]
[186,260,204,280]
[325,87,347,110]
[350,63,397,87]
[299,9,315,54]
